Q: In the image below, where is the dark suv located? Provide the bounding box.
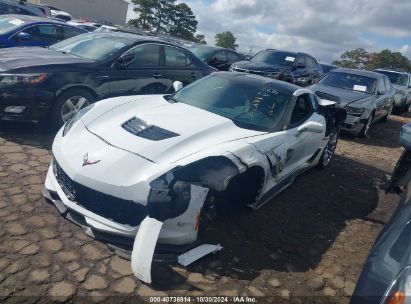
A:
[230,49,323,87]
[189,46,247,71]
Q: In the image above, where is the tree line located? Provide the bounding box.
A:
[128,0,240,48]
[333,48,411,72]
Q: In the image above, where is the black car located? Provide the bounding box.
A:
[320,63,338,74]
[351,123,411,304]
[0,0,48,17]
[230,49,323,86]
[189,46,247,71]
[0,31,215,128]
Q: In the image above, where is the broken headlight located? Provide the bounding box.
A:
[147,170,192,221]
[62,103,94,137]
[381,266,411,304]
[345,106,365,115]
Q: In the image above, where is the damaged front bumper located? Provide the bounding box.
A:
[341,113,366,134]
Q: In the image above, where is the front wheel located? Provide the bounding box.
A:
[359,112,374,138]
[318,128,339,169]
[382,103,393,122]
[51,88,95,129]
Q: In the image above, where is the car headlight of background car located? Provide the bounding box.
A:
[345,106,365,115]
[381,266,411,304]
[0,73,49,87]
[62,103,94,137]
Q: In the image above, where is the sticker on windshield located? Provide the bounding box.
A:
[353,85,367,92]
[285,56,295,62]
[9,19,24,26]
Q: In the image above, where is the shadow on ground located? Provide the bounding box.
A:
[151,154,391,290]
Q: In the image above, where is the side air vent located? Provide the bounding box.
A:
[122,117,179,141]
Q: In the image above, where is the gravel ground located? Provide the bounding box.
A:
[0,113,409,303]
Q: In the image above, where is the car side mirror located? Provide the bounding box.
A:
[400,124,411,150]
[173,81,183,92]
[17,32,32,41]
[296,121,324,135]
[377,90,385,96]
[115,53,135,68]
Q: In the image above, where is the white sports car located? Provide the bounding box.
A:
[43,72,346,282]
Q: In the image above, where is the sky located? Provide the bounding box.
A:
[126,0,411,63]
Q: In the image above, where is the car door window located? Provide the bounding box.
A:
[214,50,227,63]
[164,45,188,67]
[23,25,57,43]
[383,76,391,92]
[306,56,316,68]
[290,93,313,126]
[61,26,84,40]
[377,79,386,94]
[227,51,240,61]
[123,44,160,68]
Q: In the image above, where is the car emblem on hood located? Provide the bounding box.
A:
[82,153,100,167]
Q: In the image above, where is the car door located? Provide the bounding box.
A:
[161,44,204,91]
[109,43,166,96]
[375,78,388,119]
[384,76,395,113]
[281,93,326,176]
[13,24,58,47]
[207,50,228,70]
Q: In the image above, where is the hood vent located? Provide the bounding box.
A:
[122,117,179,141]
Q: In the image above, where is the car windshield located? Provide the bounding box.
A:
[189,47,215,61]
[0,17,26,35]
[320,72,376,94]
[49,33,133,61]
[251,51,296,66]
[172,74,292,132]
[376,71,408,86]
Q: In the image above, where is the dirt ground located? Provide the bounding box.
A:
[0,113,410,303]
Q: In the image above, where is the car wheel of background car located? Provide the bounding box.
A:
[51,88,95,129]
[318,127,339,169]
[359,112,374,138]
[382,103,393,123]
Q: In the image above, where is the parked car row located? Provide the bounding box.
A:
[0,4,409,295]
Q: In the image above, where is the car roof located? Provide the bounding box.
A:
[190,45,239,52]
[260,49,315,57]
[80,31,181,45]
[217,71,302,93]
[320,63,337,67]
[0,14,66,25]
[374,69,408,75]
[332,68,383,79]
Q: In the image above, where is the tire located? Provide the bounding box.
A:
[51,88,95,129]
[318,127,339,169]
[382,103,393,122]
[359,112,374,138]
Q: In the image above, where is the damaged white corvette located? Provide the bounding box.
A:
[43,72,346,282]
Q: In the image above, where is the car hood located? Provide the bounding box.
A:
[310,83,372,107]
[231,60,290,72]
[85,95,265,164]
[0,47,93,72]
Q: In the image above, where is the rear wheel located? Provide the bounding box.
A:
[51,88,95,129]
[318,128,339,169]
